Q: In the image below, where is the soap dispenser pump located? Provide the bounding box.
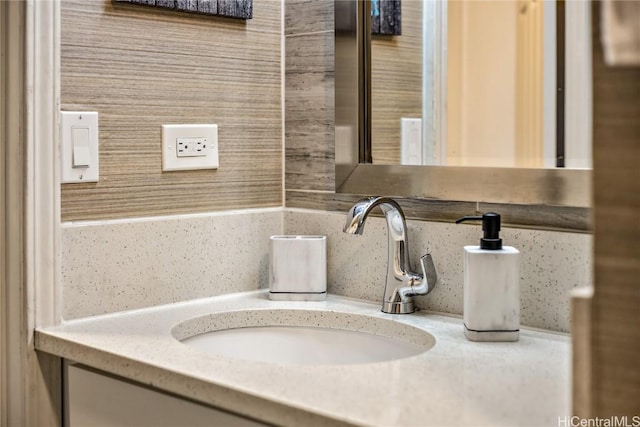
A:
[456,213,520,342]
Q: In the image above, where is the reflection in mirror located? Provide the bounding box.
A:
[370,0,592,169]
[334,0,592,211]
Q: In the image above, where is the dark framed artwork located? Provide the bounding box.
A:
[113,0,253,20]
[371,0,401,36]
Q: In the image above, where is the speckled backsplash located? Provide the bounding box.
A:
[61,209,282,320]
[62,208,592,332]
[284,209,593,333]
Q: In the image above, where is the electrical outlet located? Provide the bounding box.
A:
[177,137,207,157]
[162,124,218,171]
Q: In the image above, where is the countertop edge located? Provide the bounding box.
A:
[35,331,360,427]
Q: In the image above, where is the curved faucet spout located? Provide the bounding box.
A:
[343,196,404,235]
[343,197,437,314]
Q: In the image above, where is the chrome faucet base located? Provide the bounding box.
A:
[382,301,414,314]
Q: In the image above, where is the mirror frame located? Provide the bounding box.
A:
[335,0,591,211]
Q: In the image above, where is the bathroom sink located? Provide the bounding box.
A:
[171,309,435,365]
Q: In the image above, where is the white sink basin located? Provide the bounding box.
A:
[172,309,436,365]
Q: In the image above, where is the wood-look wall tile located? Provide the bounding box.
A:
[286,190,478,224]
[286,31,334,73]
[477,203,591,233]
[285,0,334,35]
[286,191,361,213]
[371,0,422,164]
[285,194,590,233]
[61,0,282,221]
[587,1,640,415]
[285,31,335,191]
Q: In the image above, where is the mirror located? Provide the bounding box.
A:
[370,0,592,169]
[335,0,591,209]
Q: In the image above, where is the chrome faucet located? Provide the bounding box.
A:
[343,196,437,314]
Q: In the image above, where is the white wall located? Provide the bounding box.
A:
[447,0,518,167]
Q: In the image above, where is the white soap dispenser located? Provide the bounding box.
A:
[456,213,520,342]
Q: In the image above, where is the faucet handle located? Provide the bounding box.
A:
[398,253,437,303]
[418,254,437,295]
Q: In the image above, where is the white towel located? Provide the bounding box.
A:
[601,0,640,66]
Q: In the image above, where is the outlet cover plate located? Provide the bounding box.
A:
[162,124,218,171]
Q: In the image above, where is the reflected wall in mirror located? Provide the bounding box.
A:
[370,0,592,169]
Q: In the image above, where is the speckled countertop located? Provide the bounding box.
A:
[35,291,570,427]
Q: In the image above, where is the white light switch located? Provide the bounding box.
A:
[72,127,91,167]
[61,112,99,183]
[162,124,218,171]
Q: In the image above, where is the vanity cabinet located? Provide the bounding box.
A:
[64,363,266,427]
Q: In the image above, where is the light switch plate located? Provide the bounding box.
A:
[162,124,218,171]
[61,111,99,183]
[400,118,423,166]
